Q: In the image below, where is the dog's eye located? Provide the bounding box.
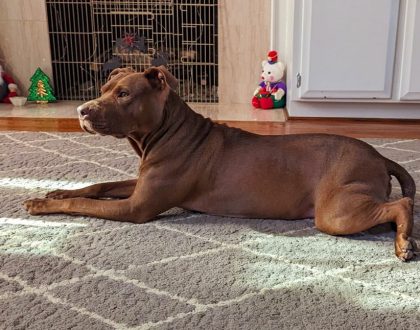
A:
[118,91,129,98]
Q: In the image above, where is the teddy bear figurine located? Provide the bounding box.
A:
[252,50,286,109]
[0,64,18,103]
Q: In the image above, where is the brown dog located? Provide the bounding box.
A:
[25,66,417,261]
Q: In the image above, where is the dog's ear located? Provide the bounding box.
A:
[107,67,135,81]
[144,67,167,91]
[156,65,179,90]
[144,66,178,91]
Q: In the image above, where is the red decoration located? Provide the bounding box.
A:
[0,65,18,103]
[123,34,136,48]
[267,50,278,64]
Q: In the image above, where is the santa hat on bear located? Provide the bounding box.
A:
[267,50,278,64]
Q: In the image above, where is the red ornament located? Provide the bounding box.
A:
[123,34,136,47]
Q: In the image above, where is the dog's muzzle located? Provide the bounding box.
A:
[77,102,99,134]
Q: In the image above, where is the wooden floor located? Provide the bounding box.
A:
[2,116,420,138]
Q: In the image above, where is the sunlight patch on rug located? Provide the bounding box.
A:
[0,178,94,191]
[0,218,86,256]
[0,225,76,256]
[0,217,86,228]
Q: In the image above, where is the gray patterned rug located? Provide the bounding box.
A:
[1,131,420,330]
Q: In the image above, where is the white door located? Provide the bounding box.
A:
[298,0,400,99]
[398,0,420,100]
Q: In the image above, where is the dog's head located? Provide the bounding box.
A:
[77,66,178,138]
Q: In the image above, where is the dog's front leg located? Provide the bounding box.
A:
[24,193,169,224]
[45,179,138,200]
[24,171,188,223]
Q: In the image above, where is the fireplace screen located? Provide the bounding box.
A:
[46,0,218,102]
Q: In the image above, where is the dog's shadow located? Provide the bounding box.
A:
[164,209,420,260]
[170,209,420,240]
[246,217,420,261]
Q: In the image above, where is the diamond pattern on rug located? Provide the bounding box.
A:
[0,132,419,330]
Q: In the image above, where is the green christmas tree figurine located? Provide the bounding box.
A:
[28,68,56,103]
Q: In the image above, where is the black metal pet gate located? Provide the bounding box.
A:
[45,0,218,102]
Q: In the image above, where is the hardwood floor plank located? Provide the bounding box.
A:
[283,119,420,138]
[0,117,82,132]
[2,117,420,138]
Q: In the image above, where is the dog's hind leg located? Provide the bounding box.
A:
[315,187,416,261]
[45,179,137,200]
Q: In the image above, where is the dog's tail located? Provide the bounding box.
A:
[386,158,416,200]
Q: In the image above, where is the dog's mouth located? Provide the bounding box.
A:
[79,118,97,135]
[79,118,110,136]
[79,118,125,139]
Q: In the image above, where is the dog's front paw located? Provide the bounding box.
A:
[46,189,74,199]
[24,198,49,215]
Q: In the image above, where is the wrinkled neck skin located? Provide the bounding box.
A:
[128,89,214,167]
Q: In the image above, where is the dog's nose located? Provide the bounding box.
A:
[77,104,93,118]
